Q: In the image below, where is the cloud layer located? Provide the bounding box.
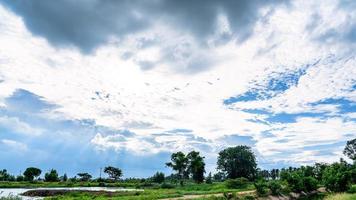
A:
[0,0,355,177]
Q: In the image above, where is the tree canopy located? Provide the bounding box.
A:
[23,167,41,181]
[104,166,123,181]
[217,145,257,179]
[343,138,356,161]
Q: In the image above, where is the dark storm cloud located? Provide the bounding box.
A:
[1,0,288,53]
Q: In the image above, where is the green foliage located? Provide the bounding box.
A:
[23,167,41,181]
[187,151,206,183]
[254,180,268,196]
[77,173,92,182]
[347,185,356,193]
[151,172,165,183]
[303,176,318,192]
[343,138,356,161]
[268,180,282,195]
[15,175,24,182]
[213,172,225,182]
[217,146,257,180]
[62,173,68,182]
[103,166,122,181]
[206,172,213,184]
[160,182,175,189]
[225,178,249,189]
[243,195,255,200]
[166,151,189,185]
[323,162,352,192]
[45,169,60,182]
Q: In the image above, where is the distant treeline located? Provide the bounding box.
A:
[0,138,355,195]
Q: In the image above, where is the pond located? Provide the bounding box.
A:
[0,187,142,199]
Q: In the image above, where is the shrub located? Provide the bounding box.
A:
[151,172,165,183]
[45,169,59,182]
[161,182,175,189]
[225,177,249,189]
[347,185,356,194]
[254,180,268,196]
[268,180,282,195]
[243,195,255,200]
[323,162,352,192]
[303,176,318,192]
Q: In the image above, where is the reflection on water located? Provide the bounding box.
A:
[0,187,142,199]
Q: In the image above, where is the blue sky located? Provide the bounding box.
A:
[0,0,355,178]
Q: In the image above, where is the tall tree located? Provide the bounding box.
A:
[104,166,123,181]
[77,173,92,181]
[217,146,257,180]
[343,138,356,161]
[166,151,188,185]
[44,169,59,182]
[151,172,165,183]
[187,151,205,183]
[23,167,41,181]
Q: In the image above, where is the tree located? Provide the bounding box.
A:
[23,167,41,181]
[322,162,352,192]
[270,169,279,180]
[343,138,356,161]
[206,172,212,184]
[217,146,257,180]
[44,169,59,182]
[104,166,122,181]
[187,151,205,183]
[77,173,92,181]
[62,173,68,182]
[213,172,225,181]
[0,169,10,181]
[166,151,189,185]
[151,172,165,183]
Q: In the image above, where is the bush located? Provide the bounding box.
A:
[254,180,268,196]
[243,195,255,200]
[225,177,249,189]
[323,162,352,192]
[347,185,356,194]
[151,172,165,183]
[45,169,59,182]
[268,180,282,195]
[303,176,318,192]
[161,182,175,189]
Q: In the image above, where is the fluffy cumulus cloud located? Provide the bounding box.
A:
[0,0,355,176]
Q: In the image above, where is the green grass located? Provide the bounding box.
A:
[324,193,356,200]
[35,182,255,200]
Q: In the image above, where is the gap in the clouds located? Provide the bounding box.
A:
[310,98,356,114]
[265,112,327,123]
[223,67,313,105]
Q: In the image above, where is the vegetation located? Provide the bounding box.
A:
[0,140,355,199]
[45,169,60,182]
[23,167,41,181]
[217,146,257,180]
[103,166,122,181]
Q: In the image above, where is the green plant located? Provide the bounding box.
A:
[323,162,352,192]
[254,180,268,196]
[268,180,282,195]
[225,177,248,189]
[160,182,175,189]
[347,185,356,193]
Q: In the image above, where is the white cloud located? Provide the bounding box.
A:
[1,139,28,152]
[0,116,43,136]
[0,0,355,166]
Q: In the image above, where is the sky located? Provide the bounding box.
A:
[0,0,355,178]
